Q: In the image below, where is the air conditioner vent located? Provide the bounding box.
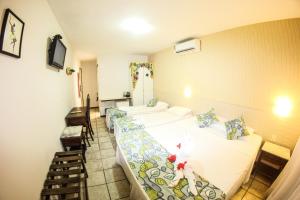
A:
[174,39,200,54]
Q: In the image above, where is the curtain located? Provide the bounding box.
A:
[266,137,300,200]
[129,62,153,89]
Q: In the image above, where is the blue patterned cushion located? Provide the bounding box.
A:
[147,98,158,107]
[196,109,219,128]
[225,117,249,140]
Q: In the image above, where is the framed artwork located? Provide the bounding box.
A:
[0,9,25,58]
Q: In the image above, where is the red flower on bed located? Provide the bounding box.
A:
[177,161,187,170]
[167,154,177,163]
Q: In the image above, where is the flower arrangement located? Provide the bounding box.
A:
[167,143,198,195]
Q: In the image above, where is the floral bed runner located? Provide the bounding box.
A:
[118,129,226,200]
[114,116,145,133]
[106,108,127,130]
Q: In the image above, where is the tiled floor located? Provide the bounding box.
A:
[87,109,270,200]
[86,110,130,200]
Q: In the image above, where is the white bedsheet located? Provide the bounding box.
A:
[131,111,192,128]
[114,109,192,140]
[118,101,169,116]
[106,102,169,129]
[145,117,262,199]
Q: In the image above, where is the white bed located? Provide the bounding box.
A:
[116,116,262,199]
[118,101,169,115]
[114,106,193,139]
[106,101,169,130]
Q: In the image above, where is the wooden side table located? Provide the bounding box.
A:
[60,126,86,162]
[255,141,290,181]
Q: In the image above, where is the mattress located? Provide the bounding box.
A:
[145,117,262,199]
[106,101,169,130]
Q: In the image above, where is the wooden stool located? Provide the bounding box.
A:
[41,150,88,200]
[60,126,87,162]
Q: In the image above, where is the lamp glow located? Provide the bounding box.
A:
[121,18,153,35]
[184,86,192,98]
[273,96,293,117]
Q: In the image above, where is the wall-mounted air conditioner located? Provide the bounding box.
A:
[174,39,200,54]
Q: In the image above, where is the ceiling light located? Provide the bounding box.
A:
[121,18,153,35]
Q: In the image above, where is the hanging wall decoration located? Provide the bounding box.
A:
[130,62,153,89]
[0,9,25,58]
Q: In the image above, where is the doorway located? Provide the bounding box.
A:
[80,59,98,107]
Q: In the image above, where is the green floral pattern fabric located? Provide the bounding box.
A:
[225,117,249,140]
[117,127,226,200]
[147,98,158,107]
[106,108,127,130]
[114,116,145,132]
[196,109,219,128]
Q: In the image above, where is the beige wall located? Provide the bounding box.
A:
[150,18,300,149]
[0,0,78,199]
[81,59,98,107]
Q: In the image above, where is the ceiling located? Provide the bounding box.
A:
[47,0,300,59]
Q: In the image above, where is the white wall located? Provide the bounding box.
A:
[0,0,78,199]
[98,54,148,102]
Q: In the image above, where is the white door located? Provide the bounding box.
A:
[132,67,144,105]
[143,67,153,104]
[81,60,98,107]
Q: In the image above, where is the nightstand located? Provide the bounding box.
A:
[255,141,290,181]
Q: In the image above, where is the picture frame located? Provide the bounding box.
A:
[0,9,25,58]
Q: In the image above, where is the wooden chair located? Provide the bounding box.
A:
[41,150,88,200]
[86,94,95,136]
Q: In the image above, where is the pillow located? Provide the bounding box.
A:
[155,101,169,109]
[196,109,219,128]
[167,106,192,117]
[147,98,158,107]
[225,117,249,140]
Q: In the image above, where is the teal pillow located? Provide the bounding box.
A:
[225,117,249,140]
[147,98,158,107]
[196,108,219,128]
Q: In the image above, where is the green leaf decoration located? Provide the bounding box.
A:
[145,188,159,200]
[129,162,135,169]
[206,189,217,199]
[161,166,167,172]
[155,178,167,186]
[194,195,204,200]
[164,173,175,180]
[166,160,174,170]
[150,168,160,178]
[139,170,147,178]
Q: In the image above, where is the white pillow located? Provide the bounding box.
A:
[167,106,192,117]
[155,101,169,109]
[210,122,255,139]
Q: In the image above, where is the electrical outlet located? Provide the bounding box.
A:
[271,134,277,142]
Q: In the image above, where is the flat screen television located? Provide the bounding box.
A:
[48,34,66,69]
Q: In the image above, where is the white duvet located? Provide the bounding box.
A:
[145,117,262,199]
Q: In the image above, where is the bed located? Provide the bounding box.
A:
[114,106,193,138]
[115,116,262,200]
[106,101,169,130]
